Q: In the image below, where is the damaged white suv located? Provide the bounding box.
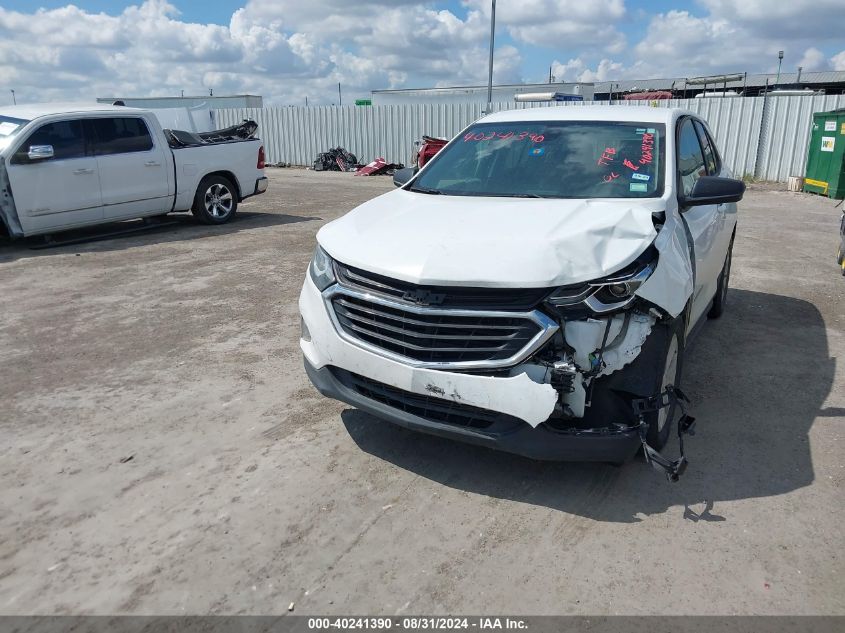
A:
[299,107,743,477]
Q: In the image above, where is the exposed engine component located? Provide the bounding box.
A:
[515,310,659,420]
[596,312,654,377]
[564,311,655,377]
[549,359,577,393]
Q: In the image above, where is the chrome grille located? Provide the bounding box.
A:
[334,262,552,310]
[325,286,558,369]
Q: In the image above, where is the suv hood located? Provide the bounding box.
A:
[317,188,661,288]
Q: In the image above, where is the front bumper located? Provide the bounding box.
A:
[305,359,641,463]
[304,359,642,462]
[299,275,642,462]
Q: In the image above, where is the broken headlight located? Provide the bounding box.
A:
[547,247,658,314]
[309,244,336,291]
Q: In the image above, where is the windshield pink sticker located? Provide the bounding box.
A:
[463,131,544,142]
[639,132,655,165]
[597,147,617,166]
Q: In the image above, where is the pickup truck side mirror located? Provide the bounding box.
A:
[682,175,745,207]
[27,145,55,161]
[393,167,417,188]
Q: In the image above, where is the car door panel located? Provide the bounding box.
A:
[6,119,103,235]
[697,120,737,260]
[676,117,722,328]
[89,117,171,220]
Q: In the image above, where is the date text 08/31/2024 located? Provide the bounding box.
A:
[308,618,529,630]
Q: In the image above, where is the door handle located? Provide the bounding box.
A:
[73,168,94,175]
[144,161,161,167]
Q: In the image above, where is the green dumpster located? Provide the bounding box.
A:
[803,108,845,199]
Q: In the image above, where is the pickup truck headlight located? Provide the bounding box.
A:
[547,248,658,315]
[309,245,336,291]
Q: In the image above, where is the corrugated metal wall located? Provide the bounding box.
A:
[217,94,845,181]
[756,94,845,181]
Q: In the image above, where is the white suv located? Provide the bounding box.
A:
[299,106,743,479]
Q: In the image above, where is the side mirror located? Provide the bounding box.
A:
[682,176,745,207]
[27,145,54,161]
[393,167,417,188]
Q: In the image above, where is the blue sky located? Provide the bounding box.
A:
[0,1,843,105]
[3,0,790,83]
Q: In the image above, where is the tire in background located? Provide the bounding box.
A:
[192,175,238,225]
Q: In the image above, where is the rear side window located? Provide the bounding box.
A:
[13,120,86,163]
[89,117,154,155]
[693,120,719,175]
[677,118,707,197]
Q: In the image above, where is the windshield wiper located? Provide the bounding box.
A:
[409,185,443,195]
[484,193,551,198]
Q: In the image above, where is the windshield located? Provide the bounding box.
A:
[411,120,665,199]
[0,115,29,153]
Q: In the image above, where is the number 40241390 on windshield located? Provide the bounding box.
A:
[463,131,545,142]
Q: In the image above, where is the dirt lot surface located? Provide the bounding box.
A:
[1,171,843,615]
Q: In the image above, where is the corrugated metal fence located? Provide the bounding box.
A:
[217,94,845,182]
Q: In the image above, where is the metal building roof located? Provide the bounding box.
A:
[595,71,845,93]
[372,82,593,95]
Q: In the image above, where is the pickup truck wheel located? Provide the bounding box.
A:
[707,235,734,319]
[192,176,237,225]
[644,323,684,450]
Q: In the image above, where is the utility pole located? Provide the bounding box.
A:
[549,66,553,84]
[775,50,784,87]
[338,83,342,106]
[305,96,308,107]
[486,0,496,112]
[10,89,15,105]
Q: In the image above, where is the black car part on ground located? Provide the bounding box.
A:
[633,386,696,482]
[313,147,359,172]
[164,120,259,148]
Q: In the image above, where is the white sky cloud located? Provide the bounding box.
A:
[0,0,842,106]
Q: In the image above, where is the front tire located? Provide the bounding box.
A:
[192,175,238,225]
[644,323,684,450]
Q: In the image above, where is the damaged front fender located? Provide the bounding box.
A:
[635,212,693,318]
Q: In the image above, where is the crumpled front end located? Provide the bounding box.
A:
[299,228,690,462]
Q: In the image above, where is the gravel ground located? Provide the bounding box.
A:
[0,170,843,615]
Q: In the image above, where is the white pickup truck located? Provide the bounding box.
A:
[0,103,267,238]
[300,106,745,480]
